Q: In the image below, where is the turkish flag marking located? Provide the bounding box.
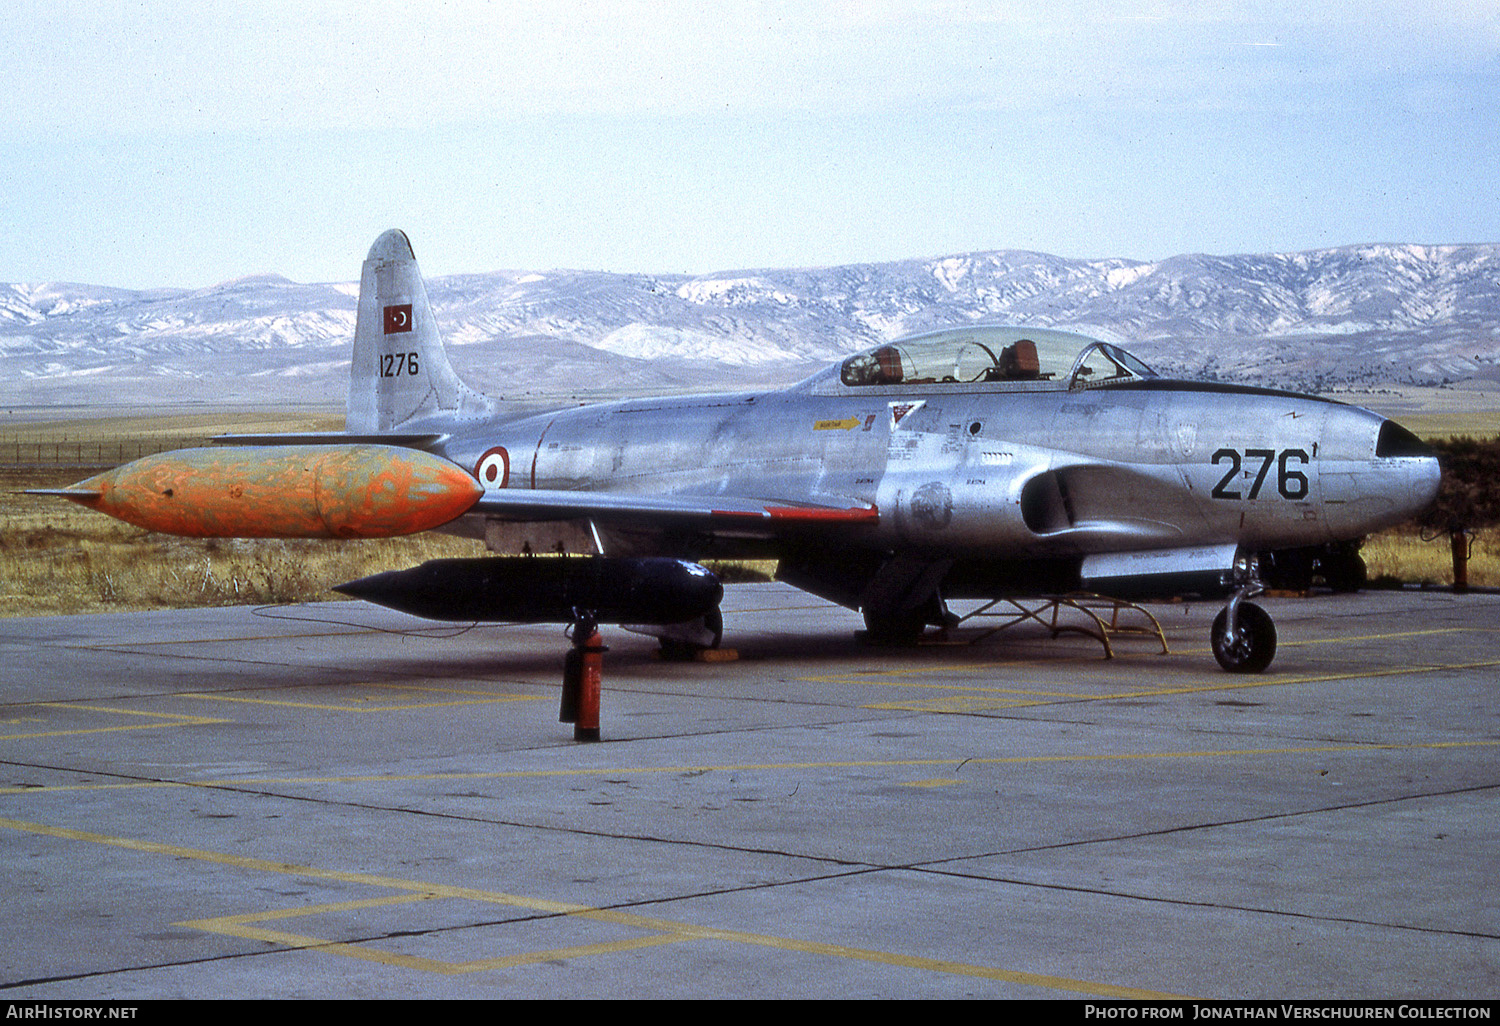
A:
[383,304,414,334]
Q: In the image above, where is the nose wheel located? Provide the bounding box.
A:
[1211,600,1276,673]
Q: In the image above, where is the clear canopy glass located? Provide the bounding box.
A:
[838,326,1156,391]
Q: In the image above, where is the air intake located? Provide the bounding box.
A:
[1375,421,1433,458]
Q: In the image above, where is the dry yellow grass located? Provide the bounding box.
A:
[1333,385,1500,440]
[1360,529,1498,589]
[0,409,344,444]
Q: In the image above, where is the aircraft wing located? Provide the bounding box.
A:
[469,488,878,535]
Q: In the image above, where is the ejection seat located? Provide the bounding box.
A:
[996,339,1041,380]
[872,346,904,384]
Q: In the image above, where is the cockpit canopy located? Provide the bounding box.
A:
[838,326,1157,391]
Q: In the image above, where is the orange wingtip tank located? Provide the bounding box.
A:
[61,445,483,539]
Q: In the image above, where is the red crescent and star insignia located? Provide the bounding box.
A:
[383,304,414,334]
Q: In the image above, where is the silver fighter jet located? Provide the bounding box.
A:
[90,230,1445,673]
[320,230,1440,673]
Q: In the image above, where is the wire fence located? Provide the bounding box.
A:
[0,435,208,471]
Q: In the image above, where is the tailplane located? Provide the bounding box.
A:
[346,229,497,433]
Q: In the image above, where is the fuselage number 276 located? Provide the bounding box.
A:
[1211,448,1310,500]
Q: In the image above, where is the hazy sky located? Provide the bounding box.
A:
[2,0,1498,287]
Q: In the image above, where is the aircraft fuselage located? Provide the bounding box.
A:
[444,372,1437,565]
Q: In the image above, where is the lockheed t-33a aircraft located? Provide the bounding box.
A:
[39,230,1441,676]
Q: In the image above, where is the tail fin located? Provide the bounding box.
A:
[346,229,497,433]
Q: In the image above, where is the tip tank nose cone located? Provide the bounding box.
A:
[331,570,394,602]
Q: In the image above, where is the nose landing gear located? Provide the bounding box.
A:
[1211,599,1277,673]
[1211,560,1277,673]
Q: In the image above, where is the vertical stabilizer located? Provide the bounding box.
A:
[346,229,497,433]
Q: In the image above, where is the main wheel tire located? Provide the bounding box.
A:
[1321,551,1367,593]
[862,605,927,646]
[1262,548,1315,591]
[658,607,725,661]
[1211,602,1277,673]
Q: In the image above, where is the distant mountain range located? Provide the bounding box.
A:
[4,242,1499,409]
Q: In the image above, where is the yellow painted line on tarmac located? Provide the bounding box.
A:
[868,696,1057,713]
[1274,627,1496,648]
[1063,658,1500,706]
[0,781,198,795]
[805,667,1105,699]
[0,814,608,913]
[863,660,1500,712]
[583,911,1185,998]
[812,626,1490,689]
[180,891,691,975]
[4,738,1495,796]
[0,814,1185,998]
[824,642,1500,711]
[75,626,448,649]
[198,892,440,922]
[0,814,591,910]
[1170,628,1495,662]
[1274,658,1500,683]
[801,658,1049,686]
[191,925,688,975]
[182,684,546,713]
[0,703,229,741]
[363,683,541,698]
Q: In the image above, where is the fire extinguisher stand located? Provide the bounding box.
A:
[561,613,607,742]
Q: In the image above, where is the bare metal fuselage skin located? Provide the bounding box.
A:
[339,228,1437,603]
[438,358,1436,578]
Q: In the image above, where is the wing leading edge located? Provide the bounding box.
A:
[469,488,878,534]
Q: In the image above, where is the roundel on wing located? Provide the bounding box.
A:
[475,446,510,489]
